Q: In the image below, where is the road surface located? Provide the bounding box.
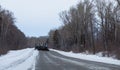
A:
[35,51,120,70]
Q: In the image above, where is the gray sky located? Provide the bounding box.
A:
[0,0,78,37]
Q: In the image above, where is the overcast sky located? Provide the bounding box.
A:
[0,0,79,37]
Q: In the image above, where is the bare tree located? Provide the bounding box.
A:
[0,5,27,54]
[117,0,120,5]
[48,0,120,59]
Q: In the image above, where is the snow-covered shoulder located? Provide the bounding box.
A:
[50,49,120,66]
[0,48,39,70]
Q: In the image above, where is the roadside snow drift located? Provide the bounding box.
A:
[0,48,39,70]
[50,49,120,66]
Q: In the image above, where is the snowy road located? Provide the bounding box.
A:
[0,48,38,70]
[0,48,120,70]
[35,51,120,70]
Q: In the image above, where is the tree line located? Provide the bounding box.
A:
[27,36,48,48]
[48,0,120,59]
[0,6,27,55]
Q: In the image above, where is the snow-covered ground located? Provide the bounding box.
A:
[0,48,120,70]
[0,48,39,70]
[50,49,120,66]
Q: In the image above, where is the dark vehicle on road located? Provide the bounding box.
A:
[35,45,49,51]
[35,38,49,51]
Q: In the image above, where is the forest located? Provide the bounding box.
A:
[0,6,27,54]
[0,0,120,60]
[48,0,120,59]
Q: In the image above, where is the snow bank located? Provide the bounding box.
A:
[0,48,39,70]
[50,49,120,66]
